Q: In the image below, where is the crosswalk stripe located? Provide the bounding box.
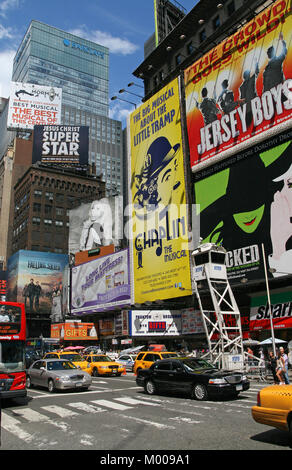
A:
[1,413,34,442]
[10,408,50,423]
[114,397,160,406]
[41,405,79,418]
[90,399,133,410]
[117,413,175,430]
[68,402,106,413]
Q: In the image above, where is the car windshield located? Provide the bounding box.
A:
[47,361,77,370]
[61,354,83,361]
[0,340,25,373]
[181,358,216,371]
[161,353,178,358]
[91,356,112,362]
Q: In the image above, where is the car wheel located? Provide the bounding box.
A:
[145,380,156,395]
[192,383,208,401]
[92,367,99,377]
[48,379,55,393]
[26,375,32,388]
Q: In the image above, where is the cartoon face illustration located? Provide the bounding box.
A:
[233,204,265,233]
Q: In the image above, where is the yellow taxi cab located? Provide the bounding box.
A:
[251,384,292,437]
[83,354,126,377]
[133,351,179,375]
[43,351,91,373]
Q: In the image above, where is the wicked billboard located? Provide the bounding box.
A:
[194,130,292,283]
[184,0,292,171]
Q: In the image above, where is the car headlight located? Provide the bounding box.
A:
[242,375,247,381]
[209,378,226,384]
[58,376,71,382]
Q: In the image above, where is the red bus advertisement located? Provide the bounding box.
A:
[0,302,27,399]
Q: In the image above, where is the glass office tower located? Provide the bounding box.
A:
[11,21,122,194]
[12,20,109,116]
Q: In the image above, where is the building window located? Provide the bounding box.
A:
[213,15,220,30]
[33,203,41,212]
[175,54,183,66]
[56,207,64,216]
[187,41,195,55]
[227,0,235,16]
[199,29,206,43]
[55,220,63,227]
[34,190,42,197]
[32,217,40,225]
[44,219,52,225]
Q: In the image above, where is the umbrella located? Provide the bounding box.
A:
[63,346,85,350]
[120,345,144,355]
[260,337,287,345]
[243,339,260,346]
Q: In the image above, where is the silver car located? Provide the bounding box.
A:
[26,359,92,393]
[117,354,137,372]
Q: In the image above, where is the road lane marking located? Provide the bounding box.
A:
[68,402,106,413]
[115,397,160,406]
[169,416,202,424]
[117,414,175,430]
[41,405,79,418]
[90,399,133,410]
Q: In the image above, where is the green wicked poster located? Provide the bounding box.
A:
[194,132,292,283]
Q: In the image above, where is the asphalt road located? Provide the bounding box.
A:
[0,373,291,454]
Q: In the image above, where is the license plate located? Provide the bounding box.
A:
[112,369,118,373]
[75,382,82,387]
[236,384,243,391]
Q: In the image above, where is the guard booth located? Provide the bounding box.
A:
[191,243,244,370]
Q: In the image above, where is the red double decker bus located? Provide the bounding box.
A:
[0,302,27,399]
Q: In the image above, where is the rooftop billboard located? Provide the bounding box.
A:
[7,82,62,131]
[184,0,292,171]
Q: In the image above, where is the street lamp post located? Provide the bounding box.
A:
[110,96,136,109]
[119,88,143,99]
[262,243,276,356]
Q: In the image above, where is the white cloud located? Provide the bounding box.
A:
[69,27,139,55]
[0,0,20,17]
[109,100,133,124]
[0,49,15,97]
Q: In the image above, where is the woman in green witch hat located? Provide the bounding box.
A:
[198,141,292,260]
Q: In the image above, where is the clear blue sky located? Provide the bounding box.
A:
[0,0,198,124]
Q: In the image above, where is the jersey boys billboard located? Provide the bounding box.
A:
[7,82,62,131]
[128,78,192,304]
[184,0,292,171]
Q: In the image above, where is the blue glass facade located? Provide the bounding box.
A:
[11,21,123,195]
[12,21,109,116]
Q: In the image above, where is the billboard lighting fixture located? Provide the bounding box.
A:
[217,3,223,8]
[111,96,136,109]
[127,82,144,89]
[119,88,143,99]
[166,46,172,52]
[88,248,100,257]
[198,19,205,24]
[179,34,186,40]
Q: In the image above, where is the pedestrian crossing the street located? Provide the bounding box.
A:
[0,385,262,448]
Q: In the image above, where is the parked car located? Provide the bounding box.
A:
[117,354,137,372]
[133,351,179,375]
[26,359,92,393]
[43,351,91,373]
[83,354,126,377]
[252,384,292,438]
[136,357,250,400]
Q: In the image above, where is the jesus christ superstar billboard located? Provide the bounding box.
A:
[184,0,292,171]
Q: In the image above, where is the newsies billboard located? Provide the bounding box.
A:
[194,129,292,283]
[184,0,292,171]
[32,125,89,167]
[128,77,192,303]
[71,249,131,315]
[7,82,62,131]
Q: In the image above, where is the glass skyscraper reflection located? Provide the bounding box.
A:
[11,21,122,194]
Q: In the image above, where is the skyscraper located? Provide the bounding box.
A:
[11,20,123,194]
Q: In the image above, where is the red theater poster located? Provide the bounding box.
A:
[184,0,292,170]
